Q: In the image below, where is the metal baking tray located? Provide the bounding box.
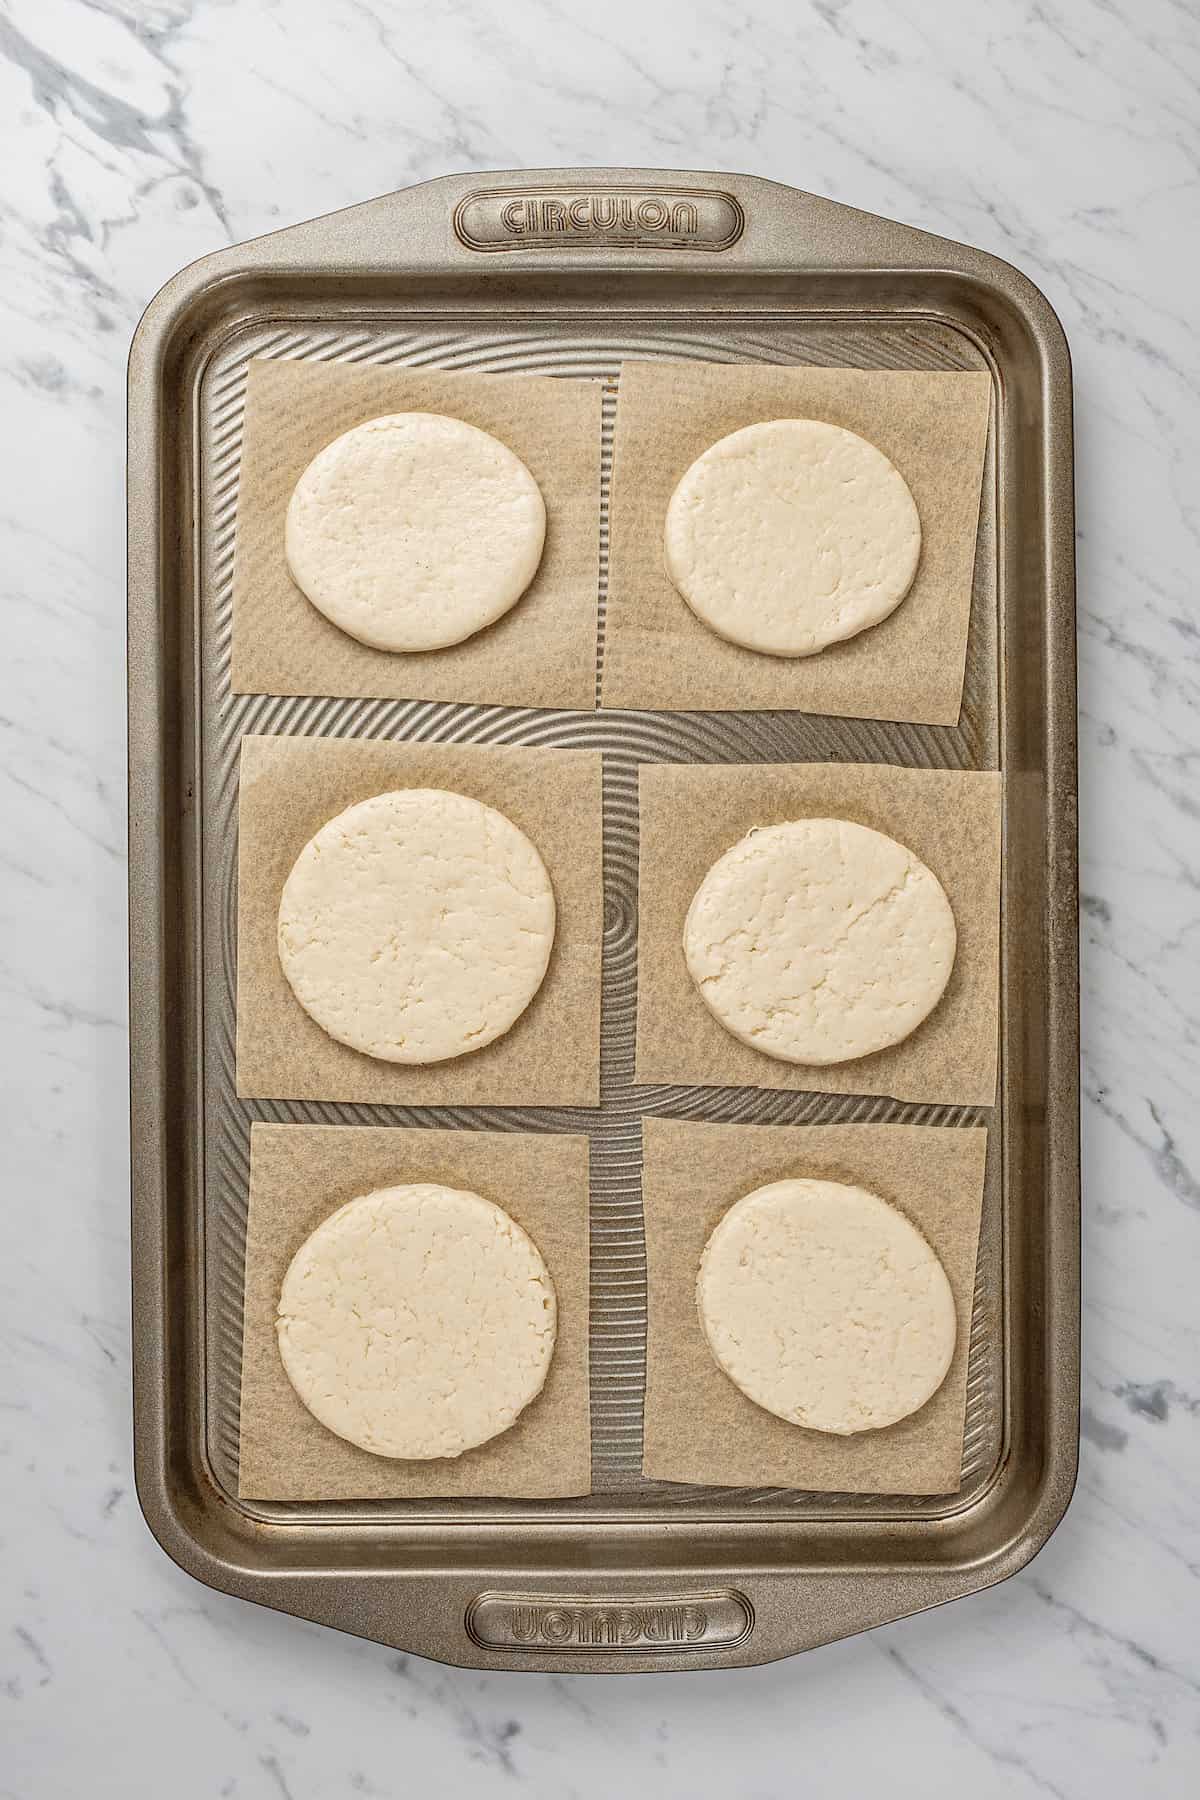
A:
[128,167,1079,1672]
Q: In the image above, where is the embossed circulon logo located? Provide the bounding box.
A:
[465,1589,754,1654]
[453,186,745,253]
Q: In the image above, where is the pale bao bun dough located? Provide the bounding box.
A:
[278,788,555,1064]
[664,418,921,656]
[285,412,546,651]
[697,1179,956,1434]
[683,817,956,1066]
[277,1184,557,1459]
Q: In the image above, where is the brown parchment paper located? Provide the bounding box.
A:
[238,1123,591,1500]
[642,1118,987,1493]
[636,762,1001,1106]
[236,735,603,1106]
[231,359,602,710]
[602,360,992,722]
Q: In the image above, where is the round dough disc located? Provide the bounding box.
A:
[664,418,921,656]
[683,817,956,1065]
[697,1179,956,1435]
[285,412,546,651]
[278,1184,557,1459]
[278,788,555,1064]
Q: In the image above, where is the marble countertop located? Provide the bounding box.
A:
[4,0,1198,1794]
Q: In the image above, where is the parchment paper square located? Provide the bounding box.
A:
[636,762,1001,1106]
[236,735,603,1106]
[238,1123,591,1500]
[602,360,992,722]
[231,359,602,710]
[642,1118,987,1494]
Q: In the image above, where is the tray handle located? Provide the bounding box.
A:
[169,166,948,287]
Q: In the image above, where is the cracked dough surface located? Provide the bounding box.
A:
[277,1183,557,1459]
[683,817,956,1065]
[285,412,546,651]
[697,1179,956,1435]
[663,418,921,656]
[278,787,555,1064]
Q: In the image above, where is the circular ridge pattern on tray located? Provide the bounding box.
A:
[203,323,998,1515]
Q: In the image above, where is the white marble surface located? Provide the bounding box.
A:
[2,0,1198,1793]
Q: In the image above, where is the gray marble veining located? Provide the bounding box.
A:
[2,0,1198,1795]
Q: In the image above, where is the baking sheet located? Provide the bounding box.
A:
[602,360,991,722]
[130,163,1080,1674]
[236,734,604,1106]
[636,761,1002,1106]
[231,359,602,710]
[238,1123,592,1500]
[642,1118,988,1493]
